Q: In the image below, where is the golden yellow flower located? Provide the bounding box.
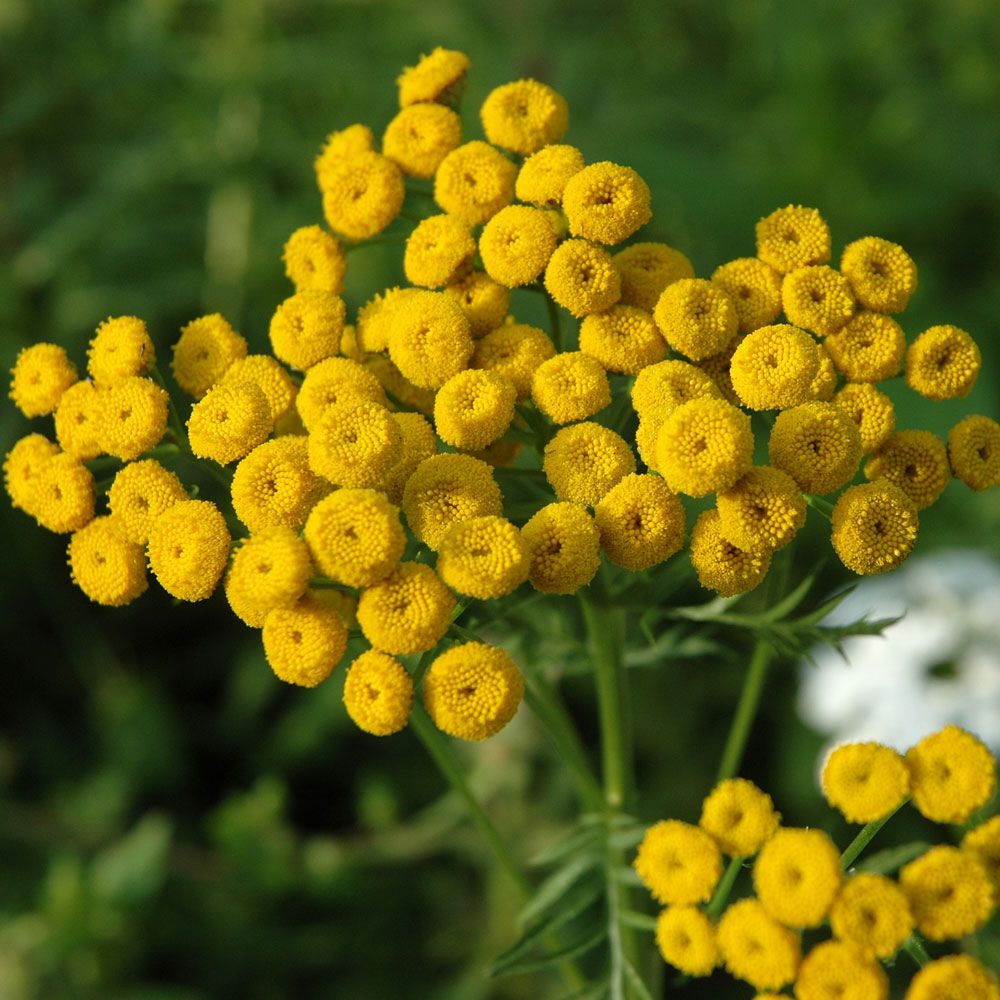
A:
[654,278,739,361]
[97,376,169,461]
[436,515,528,599]
[515,143,585,206]
[219,355,296,423]
[473,323,556,400]
[712,257,783,334]
[320,150,404,241]
[905,324,981,400]
[825,312,906,382]
[656,397,753,497]
[808,342,838,401]
[840,236,918,314]
[768,401,862,495]
[594,473,685,571]
[753,827,841,929]
[282,225,347,294]
[864,430,950,510]
[433,140,517,226]
[87,316,155,386]
[68,516,147,607]
[699,777,779,857]
[308,398,401,488]
[794,940,888,1000]
[434,369,516,450]
[716,898,800,992]
[716,466,806,554]
[381,411,437,503]
[9,342,78,417]
[521,502,600,594]
[544,238,621,317]
[655,906,719,977]
[343,650,414,736]
[948,414,1000,492]
[831,480,918,576]
[443,271,510,338]
[690,508,771,596]
[830,873,914,960]
[578,304,666,375]
[3,433,59,518]
[224,527,312,628]
[404,214,476,289]
[904,955,1000,1000]
[696,342,742,406]
[781,265,856,337]
[630,359,720,420]
[531,352,611,425]
[230,436,323,533]
[355,286,421,353]
[730,324,820,410]
[357,561,455,655]
[635,819,723,906]
[269,290,346,371]
[147,499,230,601]
[54,380,103,460]
[962,816,1000,896]
[171,314,247,398]
[480,79,568,154]
[382,102,462,179]
[755,205,831,274]
[187,381,272,465]
[821,741,910,824]
[832,383,896,454]
[314,124,375,190]
[615,242,694,312]
[262,592,347,688]
[543,422,635,506]
[107,459,187,545]
[479,204,558,288]
[387,290,474,390]
[397,47,470,107]
[900,845,994,941]
[296,356,386,432]
[562,161,652,245]
[905,724,996,824]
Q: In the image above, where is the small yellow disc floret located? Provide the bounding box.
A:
[87,316,155,385]
[296,356,385,432]
[320,150,404,241]
[382,103,462,179]
[282,225,347,294]
[717,898,800,992]
[755,205,831,274]
[172,314,247,398]
[224,527,312,627]
[107,459,187,545]
[631,360,720,420]
[948,414,1000,491]
[262,592,347,688]
[655,907,719,978]
[634,820,723,906]
[444,271,510,338]
[829,873,914,960]
[780,265,855,337]
[479,204,558,288]
[434,141,517,226]
[655,278,739,361]
[690,508,771,597]
[9,343,78,417]
[831,480,918,576]
[434,369,516,449]
[562,161,652,245]
[343,651,414,736]
[480,79,568,155]
[821,742,910,823]
[716,466,806,554]
[864,430,950,510]
[594,473,685,571]
[436,515,528,599]
[308,398,402,488]
[314,124,375,190]
[404,214,476,289]
[269,291,346,372]
[147,499,230,601]
[699,777,780,857]
[187,381,272,465]
[543,422,636,506]
[904,955,1000,1000]
[3,434,60,518]
[578,305,666,375]
[712,258,783,334]
[521,502,601,594]
[97,376,169,462]
[793,940,888,1000]
[473,323,555,400]
[905,324,981,401]
[531,352,611,425]
[615,242,694,313]
[840,237,918,314]
[900,845,994,941]
[29,453,96,534]
[544,239,621,318]
[768,401,862,495]
[730,324,820,410]
[825,312,906,382]
[68,516,148,607]
[753,827,841,929]
[220,355,297,423]
[54,380,103,460]
[905,724,996,824]
[388,290,474,390]
[397,47,470,107]
[231,437,324,533]
[515,144,585,206]
[962,815,1000,895]
[832,383,896,454]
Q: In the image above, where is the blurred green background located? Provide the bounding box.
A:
[2,0,1000,997]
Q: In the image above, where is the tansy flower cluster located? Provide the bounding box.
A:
[634,724,1000,998]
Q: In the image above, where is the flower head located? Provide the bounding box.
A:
[96,376,169,461]
[829,873,913,960]
[296,356,385,432]
[793,940,888,1000]
[949,415,1000,492]
[594,473,685,571]
[320,150,404,241]
[443,271,510,338]
[187,381,272,465]
[753,827,841,928]
[33,454,96,533]
[578,304,666,374]
[825,311,906,382]
[479,204,558,288]
[68,516,148,607]
[544,239,621,317]
[562,161,652,245]
[712,257,783,334]
[615,242,694,312]
[699,778,779,857]
[634,820,722,905]
[781,265,856,337]
[716,466,806,554]
[9,342,78,418]
[172,314,247,398]
[219,355,297,423]
[521,502,601,594]
[107,459,187,545]
[821,741,910,823]
[3,433,59,518]
[381,411,438,503]
[383,103,462,178]
[480,79,568,154]
[833,383,896,454]
[387,290,474,390]
[630,359,720,420]
[87,316,155,385]
[357,562,455,655]
[397,46,469,106]
[314,124,375,190]
[900,845,994,941]
[654,278,739,361]
[231,436,323,533]
[269,291,346,371]
[831,480,918,575]
[864,430,950,510]
[436,515,528,599]
[343,651,414,736]
[404,214,476,289]
[717,899,799,991]
[147,499,231,601]
[224,527,312,627]
[262,592,347,688]
[962,816,1000,895]
[282,225,346,294]
[356,286,421,353]
[473,323,555,399]
[434,369,516,450]
[730,323,820,410]
[768,401,862,495]
[904,955,1000,1000]
[434,140,516,225]
[905,324,981,400]
[307,398,402,488]
[544,422,635,506]
[755,205,831,273]
[840,236,918,314]
[690,507,771,596]
[655,907,718,977]
[905,724,996,824]
[531,352,611,425]
[54,380,103,460]
[515,144,585,205]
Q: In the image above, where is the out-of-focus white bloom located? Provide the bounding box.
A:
[798,549,1000,752]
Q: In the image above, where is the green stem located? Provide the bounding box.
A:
[840,801,906,870]
[706,856,744,920]
[715,640,772,784]
[804,493,834,521]
[902,935,931,968]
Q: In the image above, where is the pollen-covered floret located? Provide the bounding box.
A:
[314,124,375,190]
[654,278,739,361]
[147,499,231,601]
[543,422,635,506]
[404,214,476,289]
[634,820,723,906]
[753,827,841,929]
[231,436,324,533]
[729,324,819,410]
[831,480,918,576]
[107,459,187,545]
[578,304,666,375]
[296,356,385,432]
[832,383,896,454]
[948,415,1000,492]
[308,398,401,488]
[905,324,981,400]
[821,741,910,823]
[900,845,994,941]
[269,291,346,371]
[480,79,568,155]
[356,286,421,354]
[97,376,169,462]
[54,380,103,460]
[712,258,783,334]
[768,401,862,495]
[444,271,510,338]
[829,873,914,960]
[521,502,601,594]
[397,46,469,107]
[781,265,855,337]
[531,352,611,425]
[282,225,347,294]
[962,816,1000,895]
[434,369,516,450]
[864,430,950,510]
[515,144,585,205]
[220,355,296,423]
[594,474,685,571]
[716,466,806,554]
[905,724,996,824]
[904,955,1000,1000]
[562,161,652,245]
[68,516,148,607]
[3,433,59,518]
[436,515,528,599]
[630,360,721,420]
[434,140,517,226]
[172,314,247,398]
[387,290,474,390]
[716,898,800,992]
[381,411,438,504]
[793,940,888,1000]
[655,907,719,978]
[87,316,156,386]
[755,205,831,273]
[615,242,694,312]
[224,527,312,628]
[187,381,272,465]
[382,102,462,179]
[9,343,78,419]
[320,150,404,241]
[343,651,414,736]
[473,323,556,399]
[699,778,780,857]
[840,236,918,313]
[690,508,771,597]
[263,592,348,688]
[825,312,906,382]
[33,455,95,534]
[544,239,621,317]
[479,204,558,288]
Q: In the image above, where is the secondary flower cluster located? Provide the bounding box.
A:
[5,47,999,742]
[633,724,999,998]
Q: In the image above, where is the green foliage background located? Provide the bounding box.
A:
[2,1,999,997]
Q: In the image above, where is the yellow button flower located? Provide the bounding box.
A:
[962,816,1000,895]
[404,214,476,289]
[147,499,230,601]
[717,898,800,991]
[781,265,856,337]
[295,356,386,432]
[314,124,375,190]
[224,527,312,627]
[480,78,568,154]
[171,314,247,398]
[387,290,474,390]
[630,359,721,420]
[397,46,470,107]
[219,355,297,423]
[343,650,414,736]
[900,845,994,941]
[97,376,169,462]
[86,316,155,386]
[825,312,906,382]
[808,342,838,401]
[594,473,685,571]
[905,324,981,400]
[840,236,918,314]
[864,430,950,510]
[696,342,742,405]
[690,508,771,596]
[320,150,404,241]
[832,383,896,454]
[562,161,652,245]
[473,323,556,400]
[9,342,78,417]
[187,381,272,465]
[769,401,862,495]
[434,369,517,450]
[905,724,996,824]
[231,436,323,533]
[635,819,723,906]
[655,397,754,497]
[655,906,719,977]
[716,466,806,555]
[356,286,421,353]
[754,827,841,929]
[829,873,914,960]
[949,415,1000,491]
[54,380,103,460]
[308,398,401,488]
[423,641,524,741]
[712,257,783,334]
[904,955,1000,1000]
[755,205,831,274]
[531,352,611,425]
[262,592,348,688]
[107,459,187,545]
[282,224,346,294]
[615,242,695,312]
[794,940,888,1000]
[402,453,503,550]
[382,102,462,179]
[655,278,739,361]
[730,324,820,410]
[436,516,528,599]
[821,741,910,824]
[269,291,346,371]
[521,501,601,594]
[3,433,59,518]
[381,411,437,504]
[515,143,585,206]
[699,777,780,857]
[831,480,918,576]
[544,238,622,317]
[578,304,666,375]
[357,562,455,655]
[68,516,148,607]
[544,422,635,506]
[479,204,558,288]
[434,140,517,226]
[443,271,510,338]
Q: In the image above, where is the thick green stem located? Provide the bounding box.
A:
[902,935,931,968]
[840,801,906,870]
[715,640,772,784]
